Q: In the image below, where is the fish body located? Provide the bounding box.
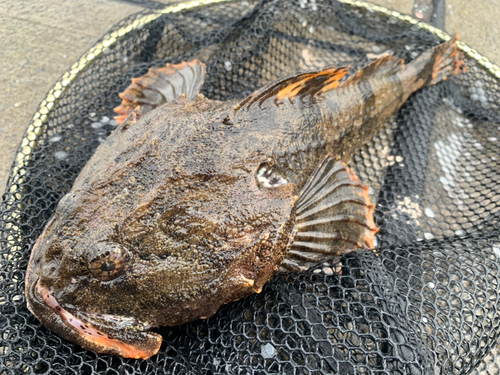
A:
[26,37,465,358]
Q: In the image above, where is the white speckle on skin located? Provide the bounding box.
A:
[224,61,232,71]
[213,358,221,366]
[422,317,428,323]
[91,122,103,129]
[455,230,465,236]
[371,45,381,53]
[54,151,68,160]
[488,137,497,142]
[395,155,403,162]
[261,343,276,359]
[49,135,62,142]
[427,282,435,289]
[313,269,322,274]
[89,112,96,117]
[308,25,314,33]
[424,208,435,218]
[322,267,333,275]
[424,232,434,240]
[493,246,500,258]
[67,123,74,129]
[100,116,110,123]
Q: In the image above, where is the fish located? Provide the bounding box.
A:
[25,36,466,359]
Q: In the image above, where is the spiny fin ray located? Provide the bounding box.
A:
[284,155,378,271]
[114,60,206,125]
[235,66,349,112]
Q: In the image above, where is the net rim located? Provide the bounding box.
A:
[4,0,500,266]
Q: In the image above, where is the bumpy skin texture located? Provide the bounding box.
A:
[25,37,465,358]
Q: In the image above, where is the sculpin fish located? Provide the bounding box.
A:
[25,36,465,358]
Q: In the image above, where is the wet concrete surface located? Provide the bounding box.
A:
[373,0,500,64]
[0,0,141,192]
[1,0,499,192]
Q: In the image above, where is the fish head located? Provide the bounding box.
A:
[25,122,300,359]
[25,191,164,359]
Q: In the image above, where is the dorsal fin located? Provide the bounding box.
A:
[343,53,404,87]
[281,155,378,272]
[235,66,349,112]
[235,54,407,114]
[114,60,206,125]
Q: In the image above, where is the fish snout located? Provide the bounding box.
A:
[25,218,162,359]
[26,279,162,359]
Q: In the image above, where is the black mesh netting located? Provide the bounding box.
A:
[2,0,500,374]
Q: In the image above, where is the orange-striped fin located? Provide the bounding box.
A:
[430,34,467,85]
[281,155,378,272]
[235,66,349,112]
[114,60,206,125]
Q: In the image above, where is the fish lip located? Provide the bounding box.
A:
[25,223,162,359]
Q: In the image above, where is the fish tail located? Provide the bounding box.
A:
[401,34,467,95]
[428,34,467,85]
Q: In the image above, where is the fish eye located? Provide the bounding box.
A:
[256,162,289,188]
[87,243,130,281]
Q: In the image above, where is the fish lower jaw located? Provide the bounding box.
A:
[33,281,161,359]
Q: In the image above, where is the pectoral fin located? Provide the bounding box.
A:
[281,155,378,272]
[114,60,206,125]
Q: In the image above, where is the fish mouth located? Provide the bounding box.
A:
[25,221,161,359]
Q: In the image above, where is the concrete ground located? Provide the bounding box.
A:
[1,0,499,192]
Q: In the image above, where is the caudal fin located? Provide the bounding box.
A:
[429,34,467,85]
[406,34,467,91]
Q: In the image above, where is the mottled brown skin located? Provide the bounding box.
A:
[26,37,465,358]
